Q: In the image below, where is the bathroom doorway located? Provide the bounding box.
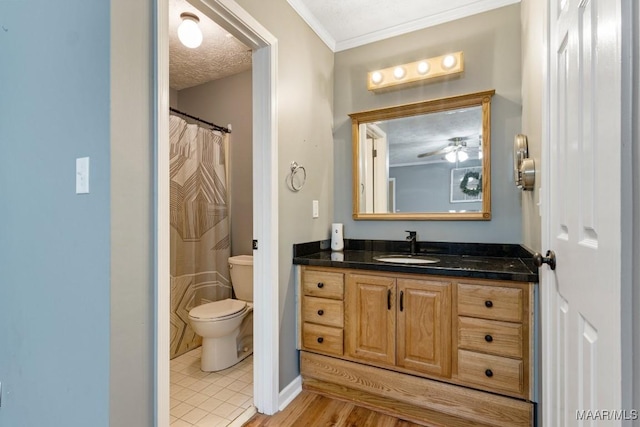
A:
[156,1,280,426]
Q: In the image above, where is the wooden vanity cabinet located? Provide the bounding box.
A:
[397,278,452,377]
[298,266,535,427]
[344,274,396,365]
[454,281,533,399]
[345,273,451,377]
[299,269,345,356]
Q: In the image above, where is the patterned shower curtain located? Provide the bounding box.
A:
[169,114,232,359]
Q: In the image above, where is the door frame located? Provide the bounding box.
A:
[155,0,280,425]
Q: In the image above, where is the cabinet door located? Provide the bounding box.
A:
[397,278,451,377]
[346,274,396,365]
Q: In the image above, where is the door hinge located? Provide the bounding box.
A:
[373,149,377,158]
[252,240,258,250]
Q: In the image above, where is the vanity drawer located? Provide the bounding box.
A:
[302,323,343,356]
[457,349,523,395]
[458,316,523,358]
[457,283,523,322]
[303,269,344,300]
[302,296,344,328]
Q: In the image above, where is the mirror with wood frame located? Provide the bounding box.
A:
[350,90,495,220]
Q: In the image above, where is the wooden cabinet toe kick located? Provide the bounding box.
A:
[301,352,533,427]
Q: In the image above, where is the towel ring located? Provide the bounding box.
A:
[289,161,306,192]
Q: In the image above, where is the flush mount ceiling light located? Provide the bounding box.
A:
[368,51,464,92]
[178,12,203,49]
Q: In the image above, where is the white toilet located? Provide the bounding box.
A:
[188,255,254,372]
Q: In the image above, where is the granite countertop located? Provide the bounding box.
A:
[293,239,539,283]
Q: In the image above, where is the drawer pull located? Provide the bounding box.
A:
[485,300,493,308]
[317,282,324,288]
[317,309,324,316]
[485,369,493,377]
[485,334,493,342]
[317,337,324,343]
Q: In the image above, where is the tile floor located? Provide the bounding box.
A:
[170,348,254,427]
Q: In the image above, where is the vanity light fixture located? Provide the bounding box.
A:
[367,51,464,91]
[178,12,203,49]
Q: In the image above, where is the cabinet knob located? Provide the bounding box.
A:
[317,309,324,316]
[485,300,493,308]
[485,334,493,343]
[317,282,324,288]
[317,337,324,343]
[485,369,493,377]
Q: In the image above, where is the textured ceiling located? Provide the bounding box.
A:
[382,106,483,166]
[169,0,251,90]
[288,0,520,51]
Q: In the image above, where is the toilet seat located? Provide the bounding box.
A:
[189,299,247,321]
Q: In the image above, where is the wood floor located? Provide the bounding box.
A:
[243,390,424,427]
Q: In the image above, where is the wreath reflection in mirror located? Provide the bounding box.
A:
[451,166,483,203]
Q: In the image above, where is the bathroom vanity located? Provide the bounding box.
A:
[293,240,538,427]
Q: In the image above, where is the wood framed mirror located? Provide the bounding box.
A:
[350,90,495,220]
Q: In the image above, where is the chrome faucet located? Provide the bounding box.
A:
[405,230,417,255]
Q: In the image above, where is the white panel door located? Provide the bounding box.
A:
[543,0,623,425]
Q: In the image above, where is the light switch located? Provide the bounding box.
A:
[76,157,90,194]
[312,200,319,218]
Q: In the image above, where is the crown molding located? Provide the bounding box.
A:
[286,0,336,51]
[285,0,520,53]
[337,0,519,51]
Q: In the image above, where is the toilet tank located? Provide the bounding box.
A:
[228,255,253,302]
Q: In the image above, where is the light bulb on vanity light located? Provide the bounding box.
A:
[178,12,203,48]
[417,61,430,75]
[393,66,406,80]
[442,54,457,69]
[371,71,383,85]
[457,151,468,162]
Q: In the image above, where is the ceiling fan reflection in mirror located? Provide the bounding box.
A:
[416,136,480,163]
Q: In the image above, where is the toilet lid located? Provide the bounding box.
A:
[189,299,247,320]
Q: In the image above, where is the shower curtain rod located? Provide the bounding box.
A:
[169,107,231,134]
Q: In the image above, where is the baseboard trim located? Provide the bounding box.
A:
[278,375,302,411]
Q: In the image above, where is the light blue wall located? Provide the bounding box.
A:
[0,2,111,426]
[390,161,483,213]
[333,5,523,244]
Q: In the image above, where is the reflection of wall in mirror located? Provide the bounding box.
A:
[389,160,482,212]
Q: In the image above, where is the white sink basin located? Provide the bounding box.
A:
[374,255,440,264]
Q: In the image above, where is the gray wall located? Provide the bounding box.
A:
[333,4,522,244]
[170,88,179,108]
[110,0,155,425]
[390,161,483,213]
[520,0,543,253]
[235,0,335,390]
[0,1,113,425]
[178,70,254,257]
